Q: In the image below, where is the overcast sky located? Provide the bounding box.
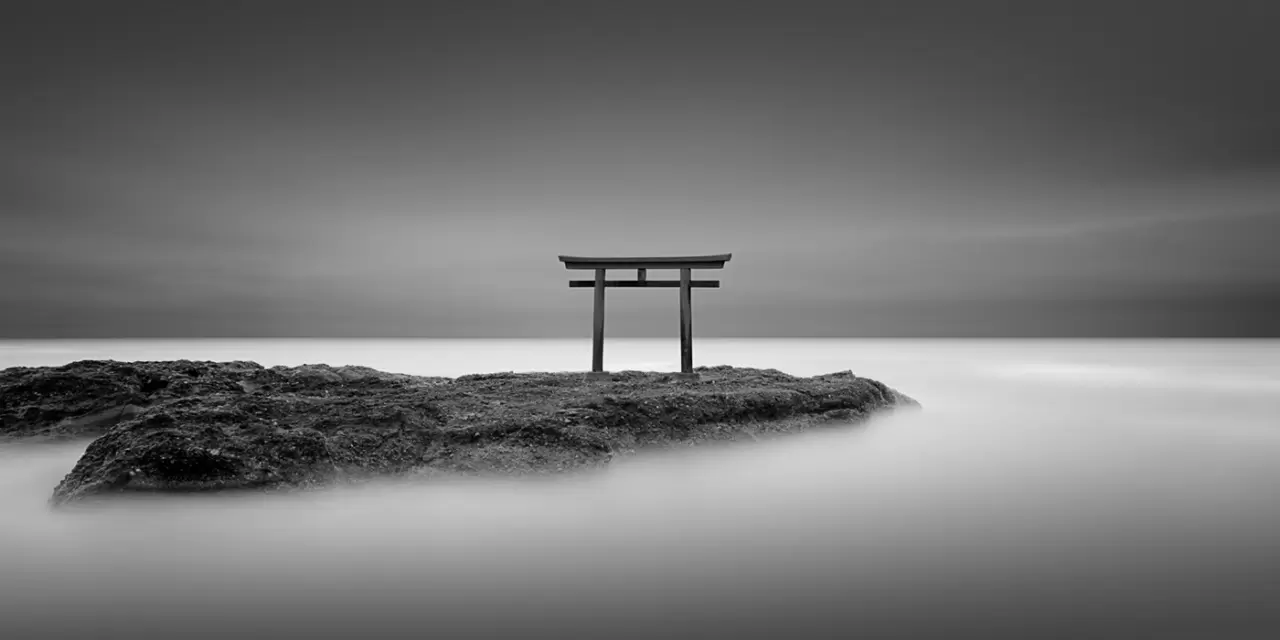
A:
[3,0,1278,337]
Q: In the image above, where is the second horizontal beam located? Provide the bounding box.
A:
[569,280,720,288]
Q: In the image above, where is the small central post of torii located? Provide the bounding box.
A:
[559,254,732,377]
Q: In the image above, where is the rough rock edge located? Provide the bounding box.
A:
[0,360,919,506]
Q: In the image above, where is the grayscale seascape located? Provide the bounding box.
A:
[2,338,1278,638]
[5,1,1280,637]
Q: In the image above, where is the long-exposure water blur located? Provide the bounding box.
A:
[2,338,1279,639]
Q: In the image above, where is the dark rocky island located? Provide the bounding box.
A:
[0,360,918,506]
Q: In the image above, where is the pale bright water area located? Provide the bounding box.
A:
[1,339,1278,639]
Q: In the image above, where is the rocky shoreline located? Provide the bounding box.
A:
[0,360,919,506]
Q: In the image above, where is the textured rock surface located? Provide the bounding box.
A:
[0,360,918,505]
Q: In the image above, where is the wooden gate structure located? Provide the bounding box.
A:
[558,254,732,376]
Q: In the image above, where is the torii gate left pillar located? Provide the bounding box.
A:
[559,254,732,376]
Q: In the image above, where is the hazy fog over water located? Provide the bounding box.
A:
[2,339,1279,638]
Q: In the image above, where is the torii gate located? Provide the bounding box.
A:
[559,254,732,376]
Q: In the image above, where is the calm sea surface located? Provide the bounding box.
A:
[2,339,1279,639]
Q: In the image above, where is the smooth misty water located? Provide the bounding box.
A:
[2,339,1279,639]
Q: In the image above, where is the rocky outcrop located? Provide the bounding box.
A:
[0,360,443,441]
[0,360,918,505]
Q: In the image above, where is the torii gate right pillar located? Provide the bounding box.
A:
[679,267,693,374]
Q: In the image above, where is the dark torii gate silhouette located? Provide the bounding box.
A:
[559,254,732,377]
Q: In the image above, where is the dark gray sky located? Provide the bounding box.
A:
[3,0,1279,337]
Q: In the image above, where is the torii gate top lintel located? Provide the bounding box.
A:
[557,254,731,270]
[558,253,732,376]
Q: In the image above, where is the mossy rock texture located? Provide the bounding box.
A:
[0,360,918,505]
